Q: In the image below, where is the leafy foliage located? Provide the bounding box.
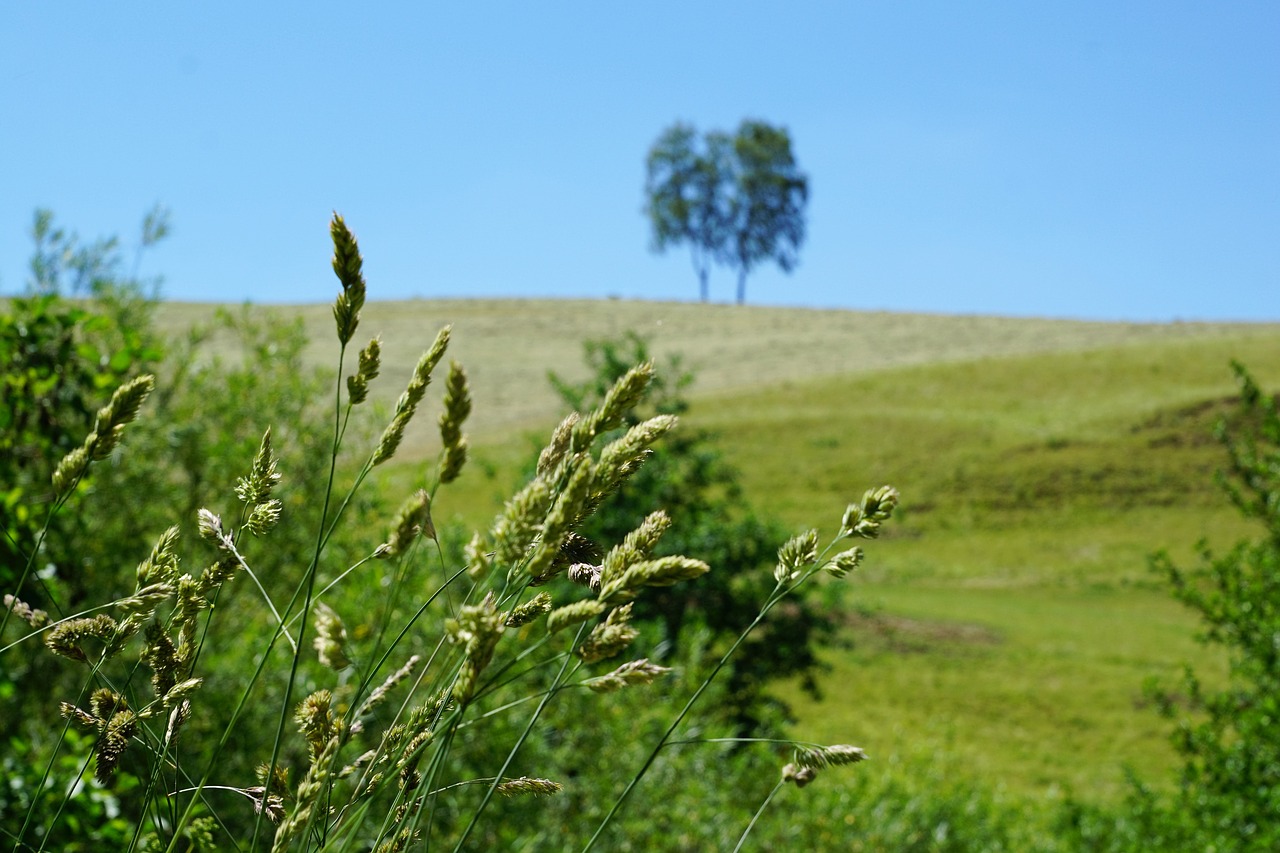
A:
[644,124,734,302]
[1,209,166,606]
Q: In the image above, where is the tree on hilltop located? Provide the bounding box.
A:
[644,119,808,304]
[726,120,808,305]
[643,123,734,303]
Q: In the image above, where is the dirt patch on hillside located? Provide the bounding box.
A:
[842,609,1003,656]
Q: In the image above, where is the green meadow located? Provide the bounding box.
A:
[155,299,1280,811]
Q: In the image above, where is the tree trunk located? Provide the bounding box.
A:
[699,268,709,302]
[736,269,747,305]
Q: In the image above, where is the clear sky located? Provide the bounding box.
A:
[2,3,1277,321]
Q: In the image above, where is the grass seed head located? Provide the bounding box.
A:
[599,510,672,589]
[793,743,868,769]
[95,709,137,784]
[164,700,192,748]
[537,412,580,477]
[196,508,225,543]
[46,614,120,663]
[824,546,864,579]
[438,360,473,484]
[546,598,606,634]
[53,374,157,493]
[136,526,182,586]
[4,594,48,629]
[567,562,602,592]
[294,689,338,762]
[330,214,367,345]
[358,655,420,717]
[236,428,281,506]
[782,763,817,788]
[601,555,709,606]
[845,485,900,538]
[446,593,505,703]
[143,622,181,697]
[372,326,452,465]
[386,489,433,557]
[498,777,563,797]
[505,592,554,627]
[491,477,553,570]
[51,445,89,497]
[576,604,638,663]
[464,532,492,580]
[775,529,819,583]
[313,602,353,671]
[347,336,382,404]
[584,658,672,693]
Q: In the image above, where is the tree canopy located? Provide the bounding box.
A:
[644,120,808,304]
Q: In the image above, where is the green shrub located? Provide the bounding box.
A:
[1145,361,1280,849]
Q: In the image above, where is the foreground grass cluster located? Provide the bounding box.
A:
[1,216,899,851]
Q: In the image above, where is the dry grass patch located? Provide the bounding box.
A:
[154,298,1280,449]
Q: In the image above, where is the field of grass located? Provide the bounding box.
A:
[154,299,1280,809]
[703,331,1280,805]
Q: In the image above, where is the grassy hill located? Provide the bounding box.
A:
[706,332,1280,801]
[154,298,1280,806]
[155,297,1273,439]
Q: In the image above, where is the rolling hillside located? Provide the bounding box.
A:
[155,298,1277,439]
[153,298,1280,804]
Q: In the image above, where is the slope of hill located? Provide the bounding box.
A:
[155,298,1279,439]
[695,330,1280,800]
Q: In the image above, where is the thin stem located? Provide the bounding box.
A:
[732,779,786,853]
[251,344,348,849]
[1,481,77,640]
[220,533,297,654]
[451,626,587,852]
[581,584,788,852]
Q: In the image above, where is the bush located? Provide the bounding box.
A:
[1145,361,1280,849]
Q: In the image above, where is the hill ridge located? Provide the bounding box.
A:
[155,298,1280,436]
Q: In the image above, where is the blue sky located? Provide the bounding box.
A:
[2,3,1276,320]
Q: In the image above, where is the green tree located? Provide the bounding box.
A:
[644,123,734,303]
[726,120,808,305]
[644,120,808,305]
